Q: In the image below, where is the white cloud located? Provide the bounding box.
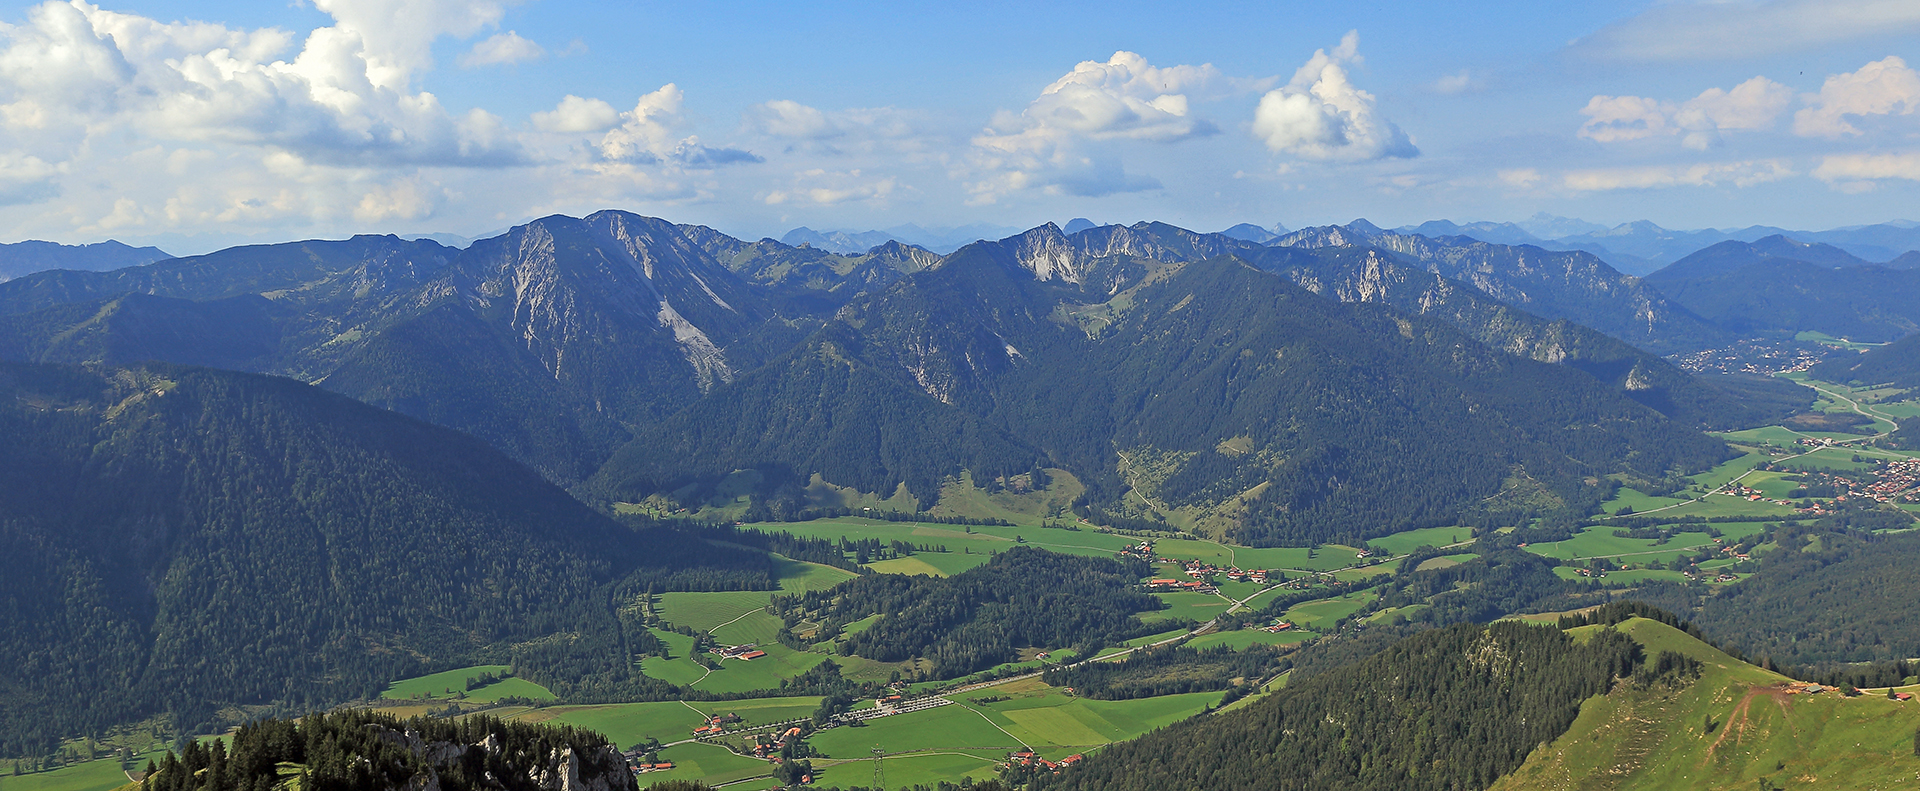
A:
[763,169,896,205]
[532,94,619,132]
[459,30,543,68]
[1580,76,1791,149]
[745,99,844,140]
[0,0,529,169]
[1497,168,1542,189]
[1793,56,1920,138]
[1434,69,1475,95]
[354,176,442,221]
[1251,31,1417,161]
[597,84,761,168]
[965,51,1246,202]
[1812,152,1920,191]
[1561,159,1795,191]
[1570,0,1920,61]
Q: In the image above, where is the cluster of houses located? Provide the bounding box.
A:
[1006,751,1084,773]
[1146,578,1214,593]
[748,726,808,761]
[691,713,743,737]
[716,644,768,661]
[1571,567,1606,579]
[1862,458,1920,502]
[1116,542,1157,560]
[1259,621,1294,633]
[630,759,674,773]
[1719,483,1794,507]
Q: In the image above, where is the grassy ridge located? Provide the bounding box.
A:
[1493,618,1920,791]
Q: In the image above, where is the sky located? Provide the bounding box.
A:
[0,0,1918,253]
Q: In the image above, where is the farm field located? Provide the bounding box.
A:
[1142,591,1231,624]
[638,742,773,787]
[514,696,824,752]
[0,749,169,791]
[740,518,1369,575]
[1280,589,1377,630]
[1366,525,1471,555]
[380,665,555,703]
[1185,628,1316,650]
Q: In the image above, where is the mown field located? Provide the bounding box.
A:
[380,665,555,703]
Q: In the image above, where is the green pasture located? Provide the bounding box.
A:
[1493,618,1918,791]
[380,665,554,703]
[812,751,1002,790]
[1142,591,1230,624]
[656,590,773,633]
[1184,628,1316,650]
[1779,447,1881,472]
[0,749,169,791]
[1525,525,1722,564]
[513,701,709,749]
[1604,487,1687,513]
[741,518,1364,577]
[811,704,1022,757]
[1280,589,1377,630]
[639,742,772,787]
[1367,526,1471,555]
[640,630,708,686]
[692,641,828,695]
[1795,330,1882,351]
[986,688,1217,748]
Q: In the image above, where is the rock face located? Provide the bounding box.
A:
[1276,223,1727,353]
[367,723,635,791]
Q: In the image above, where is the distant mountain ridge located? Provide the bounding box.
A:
[1647,236,1920,341]
[0,239,171,282]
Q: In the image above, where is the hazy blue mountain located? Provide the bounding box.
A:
[778,226,902,254]
[879,222,1023,253]
[1393,220,1543,247]
[1647,238,1920,341]
[1515,212,1608,239]
[1219,222,1288,243]
[0,239,171,282]
[1063,217,1099,234]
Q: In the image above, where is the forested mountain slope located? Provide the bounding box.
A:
[0,362,766,755]
[1812,329,1920,386]
[1648,242,1920,341]
[1036,621,1645,791]
[1241,244,1780,430]
[589,251,1730,546]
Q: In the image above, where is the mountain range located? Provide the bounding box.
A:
[0,239,171,283]
[0,213,1783,549]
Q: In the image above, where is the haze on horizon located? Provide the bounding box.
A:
[0,0,1917,254]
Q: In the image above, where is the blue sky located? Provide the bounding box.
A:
[0,0,1917,252]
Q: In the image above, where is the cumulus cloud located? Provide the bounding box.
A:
[532,95,619,132]
[597,84,761,168]
[1579,77,1792,149]
[1812,152,1920,192]
[1793,56,1920,138]
[1561,159,1795,191]
[1251,31,1417,161]
[745,99,845,140]
[1569,0,1920,61]
[459,30,543,67]
[965,51,1254,202]
[0,0,528,169]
